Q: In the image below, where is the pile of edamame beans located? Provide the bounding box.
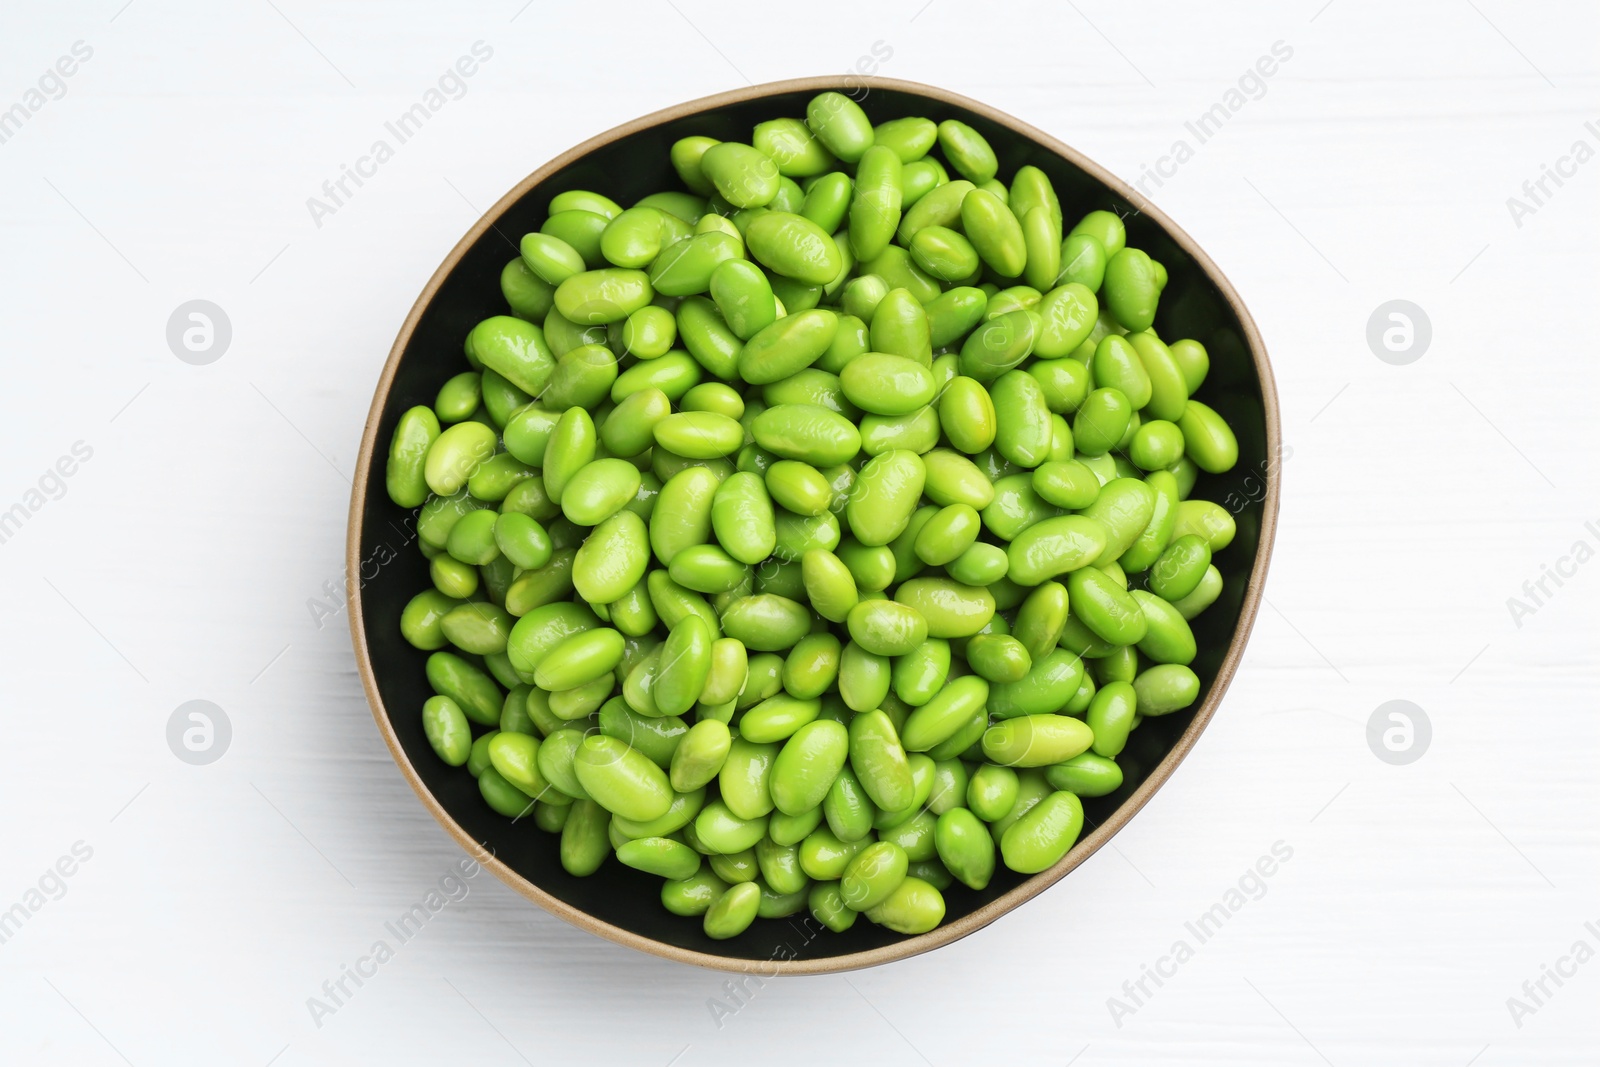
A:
[387,91,1241,942]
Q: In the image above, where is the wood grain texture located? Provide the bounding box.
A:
[0,1,1594,1064]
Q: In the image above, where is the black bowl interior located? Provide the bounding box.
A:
[356,83,1270,965]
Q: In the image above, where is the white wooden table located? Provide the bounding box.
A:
[2,2,1595,1064]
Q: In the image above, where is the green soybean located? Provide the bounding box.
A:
[937,120,997,183]
[1000,791,1083,873]
[703,880,761,939]
[391,92,1258,947]
[422,695,472,766]
[806,92,874,163]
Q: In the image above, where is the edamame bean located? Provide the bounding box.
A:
[805,92,874,163]
[1150,534,1211,601]
[766,460,834,517]
[841,354,936,417]
[479,766,536,818]
[572,509,650,604]
[707,258,776,341]
[935,808,996,890]
[770,804,825,847]
[823,765,875,843]
[959,308,1036,381]
[808,881,857,932]
[1130,589,1197,665]
[987,648,1086,720]
[1103,247,1160,332]
[1092,335,1153,409]
[488,731,556,801]
[872,115,937,162]
[961,188,1026,278]
[402,589,462,650]
[1173,499,1236,552]
[560,458,642,526]
[846,599,928,656]
[965,633,1032,684]
[864,876,944,934]
[746,211,843,287]
[754,117,837,177]
[1066,566,1147,646]
[574,735,673,821]
[755,836,808,896]
[700,142,780,209]
[427,651,503,726]
[651,232,744,300]
[1057,233,1106,291]
[651,410,742,460]
[892,577,994,638]
[696,797,771,853]
[738,308,839,386]
[982,714,1094,767]
[1132,662,1201,716]
[709,849,758,883]
[800,171,853,234]
[1168,338,1210,393]
[1086,680,1137,757]
[841,841,908,911]
[422,695,471,766]
[1069,210,1125,257]
[900,675,989,752]
[655,615,712,716]
[440,601,513,655]
[782,632,841,699]
[387,406,441,507]
[1079,477,1157,566]
[936,120,997,183]
[999,791,1083,873]
[703,880,761,939]
[534,627,624,691]
[425,421,498,497]
[1072,387,1133,457]
[850,145,903,261]
[845,449,925,547]
[770,719,850,815]
[1005,516,1107,586]
[860,406,940,457]
[617,837,701,880]
[799,827,870,881]
[910,225,979,282]
[991,369,1053,469]
[648,465,719,566]
[924,287,988,349]
[1177,400,1239,473]
[612,786,706,839]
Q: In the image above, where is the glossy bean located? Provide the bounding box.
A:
[999,791,1083,873]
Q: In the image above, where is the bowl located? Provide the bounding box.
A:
[347,75,1280,974]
